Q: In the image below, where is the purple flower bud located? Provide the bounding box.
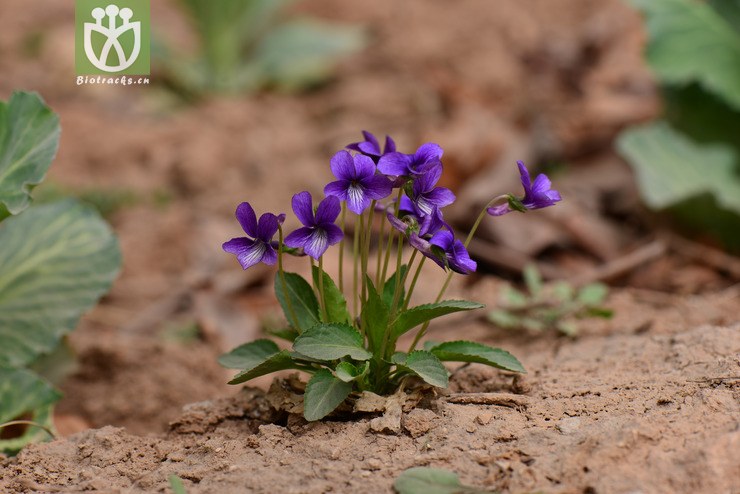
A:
[284,192,343,260]
[346,130,396,161]
[223,202,285,270]
[487,161,562,216]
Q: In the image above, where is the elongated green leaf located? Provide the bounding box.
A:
[335,361,367,383]
[227,350,298,384]
[382,265,408,309]
[394,467,494,494]
[523,264,542,297]
[0,200,121,367]
[218,339,280,369]
[617,121,740,214]
[392,351,448,388]
[293,323,371,361]
[274,271,320,333]
[312,266,351,324]
[362,276,389,355]
[577,283,608,305]
[629,0,740,110]
[429,341,525,373]
[0,92,60,216]
[251,19,365,91]
[0,366,60,454]
[303,368,352,421]
[391,300,484,340]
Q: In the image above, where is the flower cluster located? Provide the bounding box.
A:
[224,130,561,276]
[219,130,561,422]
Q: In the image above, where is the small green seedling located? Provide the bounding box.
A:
[394,467,497,494]
[158,0,365,95]
[488,264,612,337]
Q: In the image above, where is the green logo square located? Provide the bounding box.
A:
[75,0,150,75]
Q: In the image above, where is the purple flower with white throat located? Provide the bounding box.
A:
[378,142,443,177]
[488,161,562,216]
[346,130,396,160]
[285,192,343,259]
[428,230,477,275]
[408,164,455,216]
[223,202,285,270]
[324,151,393,214]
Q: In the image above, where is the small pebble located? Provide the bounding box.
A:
[476,412,494,425]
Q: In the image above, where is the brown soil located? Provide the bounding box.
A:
[3,317,738,493]
[2,0,740,492]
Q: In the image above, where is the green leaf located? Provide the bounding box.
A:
[228,349,299,384]
[312,266,351,324]
[266,326,299,342]
[629,0,740,110]
[251,19,365,91]
[0,92,60,216]
[293,323,371,361]
[394,467,495,494]
[361,276,389,355]
[169,474,188,494]
[335,361,368,383]
[617,121,740,214]
[429,341,525,373]
[486,309,520,328]
[0,366,61,454]
[523,264,543,297]
[218,339,280,369]
[0,200,121,368]
[710,0,740,35]
[274,271,320,333]
[556,321,579,337]
[583,307,614,319]
[391,300,484,340]
[551,281,575,302]
[382,265,408,309]
[303,368,352,421]
[502,286,528,307]
[577,283,609,305]
[392,350,448,388]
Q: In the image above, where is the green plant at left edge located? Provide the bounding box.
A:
[0,91,121,454]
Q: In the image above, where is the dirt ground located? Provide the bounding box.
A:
[1,0,739,492]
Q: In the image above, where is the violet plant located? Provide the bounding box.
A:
[220,131,561,421]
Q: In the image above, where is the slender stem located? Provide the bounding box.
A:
[363,201,376,302]
[318,256,328,321]
[352,213,360,318]
[0,420,55,439]
[375,203,387,287]
[278,226,300,331]
[408,197,504,351]
[338,203,346,293]
[390,249,416,316]
[403,256,426,310]
[310,257,320,299]
[381,189,404,285]
[379,234,407,360]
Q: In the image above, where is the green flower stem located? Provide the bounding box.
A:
[403,256,426,310]
[338,203,346,293]
[375,203,387,287]
[318,255,328,322]
[363,201,376,301]
[379,233,407,361]
[277,225,300,331]
[408,196,507,350]
[352,213,361,318]
[390,248,416,317]
[381,188,404,284]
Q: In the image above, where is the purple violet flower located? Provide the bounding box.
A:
[488,161,562,216]
[346,130,396,159]
[284,192,343,259]
[407,164,456,216]
[324,151,393,214]
[378,142,443,177]
[429,230,477,274]
[223,202,285,270]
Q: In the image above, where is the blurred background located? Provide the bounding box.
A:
[1,0,738,436]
